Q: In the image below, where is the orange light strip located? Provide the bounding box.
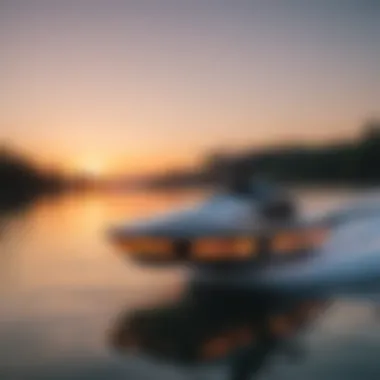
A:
[272,227,329,254]
[113,237,173,257]
[192,237,257,260]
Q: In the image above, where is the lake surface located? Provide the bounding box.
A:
[1,189,380,379]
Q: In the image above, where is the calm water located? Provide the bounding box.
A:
[0,189,380,379]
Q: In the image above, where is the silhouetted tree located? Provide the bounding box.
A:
[0,147,65,211]
[356,119,380,181]
[146,118,380,188]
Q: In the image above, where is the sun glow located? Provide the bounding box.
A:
[76,159,105,177]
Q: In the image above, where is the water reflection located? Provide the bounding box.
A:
[111,285,327,379]
[1,190,380,379]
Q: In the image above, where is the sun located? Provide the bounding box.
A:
[78,160,104,178]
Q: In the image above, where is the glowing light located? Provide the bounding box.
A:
[193,237,256,260]
[76,159,105,177]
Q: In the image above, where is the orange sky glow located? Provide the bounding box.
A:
[1,1,379,177]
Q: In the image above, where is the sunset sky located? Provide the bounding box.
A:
[1,1,379,176]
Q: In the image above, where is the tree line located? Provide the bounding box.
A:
[0,148,65,211]
[145,120,380,188]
